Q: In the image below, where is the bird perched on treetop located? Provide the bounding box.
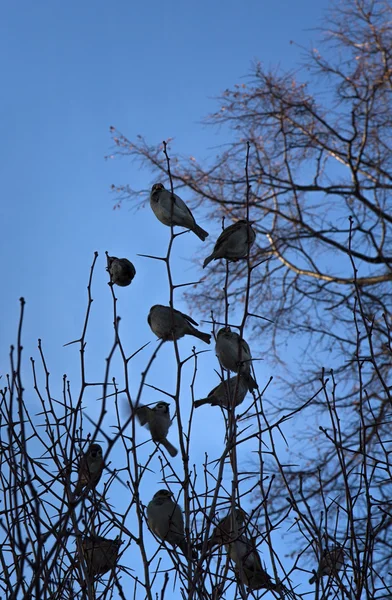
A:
[203,220,256,268]
[135,401,178,457]
[309,544,344,584]
[150,183,209,241]
[215,327,258,391]
[74,443,104,496]
[147,489,196,559]
[106,255,136,287]
[148,304,211,344]
[194,375,248,409]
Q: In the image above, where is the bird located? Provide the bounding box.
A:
[135,401,178,457]
[230,534,277,591]
[309,545,344,584]
[147,489,196,559]
[106,255,136,287]
[148,304,211,344]
[150,183,208,241]
[203,220,256,268]
[199,508,276,591]
[198,507,247,551]
[82,536,121,578]
[215,327,258,391]
[194,375,248,409]
[74,443,104,496]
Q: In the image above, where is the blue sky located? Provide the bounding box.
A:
[0,0,330,594]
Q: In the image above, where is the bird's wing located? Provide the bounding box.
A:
[91,460,104,485]
[172,192,196,225]
[176,308,199,326]
[208,382,221,398]
[213,222,238,251]
[77,456,88,478]
[241,338,251,358]
[74,456,89,494]
[136,405,152,426]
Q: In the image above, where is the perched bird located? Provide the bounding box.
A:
[106,255,136,287]
[147,489,196,559]
[230,534,276,591]
[215,327,258,391]
[135,401,178,457]
[199,508,276,591]
[309,545,344,584]
[148,304,211,344]
[203,220,256,268]
[82,536,121,578]
[198,507,247,551]
[241,559,277,591]
[74,443,104,496]
[194,375,248,409]
[150,183,208,241]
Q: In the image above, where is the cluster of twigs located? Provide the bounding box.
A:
[1,133,391,600]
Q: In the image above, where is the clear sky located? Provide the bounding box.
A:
[0,0,330,595]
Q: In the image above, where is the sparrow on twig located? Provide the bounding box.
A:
[215,327,258,391]
[194,375,248,409]
[147,489,196,559]
[106,256,136,287]
[148,304,211,344]
[309,544,344,584]
[150,183,208,241]
[199,508,277,591]
[82,536,121,578]
[74,443,104,496]
[135,401,178,457]
[203,220,256,268]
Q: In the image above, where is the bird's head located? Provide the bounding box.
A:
[88,444,103,460]
[217,326,231,337]
[154,402,170,414]
[153,489,173,501]
[151,183,165,194]
[106,255,117,274]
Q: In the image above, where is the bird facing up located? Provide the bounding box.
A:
[147,489,196,559]
[215,327,258,391]
[148,304,211,344]
[106,255,136,287]
[150,183,209,241]
[194,375,248,409]
[203,220,256,268]
[74,443,104,497]
[135,401,178,457]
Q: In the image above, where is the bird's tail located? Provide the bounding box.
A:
[194,397,211,408]
[193,224,209,241]
[243,372,258,391]
[243,566,276,591]
[192,328,211,344]
[203,253,215,268]
[161,439,178,457]
[309,574,317,585]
